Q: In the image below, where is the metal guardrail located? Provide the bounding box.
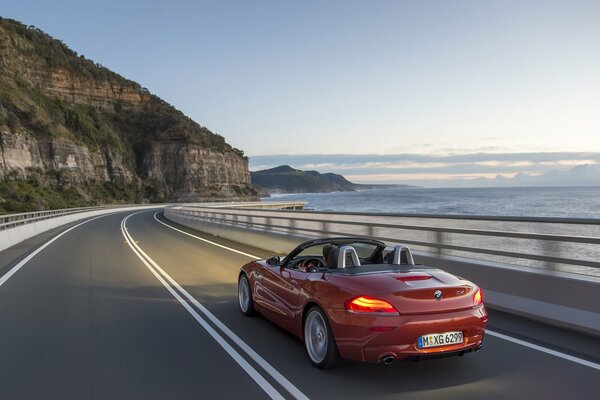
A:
[0,206,103,231]
[0,201,305,232]
[193,201,307,210]
[166,205,600,276]
[0,204,147,231]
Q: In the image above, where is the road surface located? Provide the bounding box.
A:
[0,209,598,399]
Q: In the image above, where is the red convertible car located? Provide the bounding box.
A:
[238,237,487,368]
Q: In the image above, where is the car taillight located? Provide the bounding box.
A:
[345,296,399,315]
[473,288,483,306]
[396,275,431,282]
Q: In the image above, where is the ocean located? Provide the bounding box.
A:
[262,186,600,277]
[264,186,600,219]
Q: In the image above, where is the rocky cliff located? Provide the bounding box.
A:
[0,17,256,212]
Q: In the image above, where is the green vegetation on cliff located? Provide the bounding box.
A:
[0,17,242,156]
[0,174,146,214]
[0,19,132,84]
[250,165,357,193]
[251,165,417,195]
[0,17,254,213]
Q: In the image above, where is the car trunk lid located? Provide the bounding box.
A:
[329,269,477,315]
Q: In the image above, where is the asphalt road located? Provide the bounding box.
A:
[0,209,598,399]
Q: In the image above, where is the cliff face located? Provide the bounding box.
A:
[0,129,133,183]
[0,18,256,212]
[143,142,253,201]
[40,69,146,111]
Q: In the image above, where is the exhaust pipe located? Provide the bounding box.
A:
[380,355,397,365]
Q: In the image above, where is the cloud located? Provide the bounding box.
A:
[345,172,506,182]
[455,164,600,188]
[249,152,600,187]
[249,152,600,168]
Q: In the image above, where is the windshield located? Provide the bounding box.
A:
[292,241,380,261]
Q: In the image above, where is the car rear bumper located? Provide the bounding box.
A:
[329,305,488,363]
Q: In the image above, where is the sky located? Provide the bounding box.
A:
[3,0,600,185]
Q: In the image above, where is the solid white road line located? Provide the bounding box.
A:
[486,330,600,371]
[137,212,309,400]
[153,212,260,259]
[153,211,600,372]
[0,215,108,288]
[122,213,303,400]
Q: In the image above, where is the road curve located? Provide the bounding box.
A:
[0,209,598,399]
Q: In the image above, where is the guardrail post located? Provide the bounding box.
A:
[290,219,296,234]
[543,240,561,271]
[436,231,444,256]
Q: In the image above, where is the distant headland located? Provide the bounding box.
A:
[250,165,417,196]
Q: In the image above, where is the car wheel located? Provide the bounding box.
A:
[238,274,254,316]
[304,306,339,368]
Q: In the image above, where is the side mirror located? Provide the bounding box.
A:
[266,256,280,266]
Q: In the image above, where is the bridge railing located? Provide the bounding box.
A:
[165,205,600,277]
[0,201,306,232]
[188,201,307,210]
[0,205,117,231]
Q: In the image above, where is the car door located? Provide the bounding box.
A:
[258,264,308,327]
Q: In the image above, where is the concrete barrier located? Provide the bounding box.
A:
[164,207,600,337]
[165,211,305,254]
[0,205,163,253]
[414,253,600,336]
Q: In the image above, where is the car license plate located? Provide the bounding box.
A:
[418,331,463,348]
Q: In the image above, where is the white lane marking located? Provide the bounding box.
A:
[0,215,108,288]
[122,213,291,400]
[154,211,600,372]
[153,212,260,259]
[137,212,310,400]
[486,330,600,371]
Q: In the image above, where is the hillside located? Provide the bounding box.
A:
[250,165,415,194]
[251,166,354,194]
[0,17,256,213]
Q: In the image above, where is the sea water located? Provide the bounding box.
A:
[264,186,600,218]
[263,186,600,276]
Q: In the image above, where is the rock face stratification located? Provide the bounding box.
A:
[0,130,134,184]
[143,143,253,201]
[0,17,256,212]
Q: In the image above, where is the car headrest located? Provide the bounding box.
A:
[337,246,361,268]
[326,247,339,269]
[386,245,415,265]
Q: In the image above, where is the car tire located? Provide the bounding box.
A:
[238,274,254,316]
[303,306,340,368]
